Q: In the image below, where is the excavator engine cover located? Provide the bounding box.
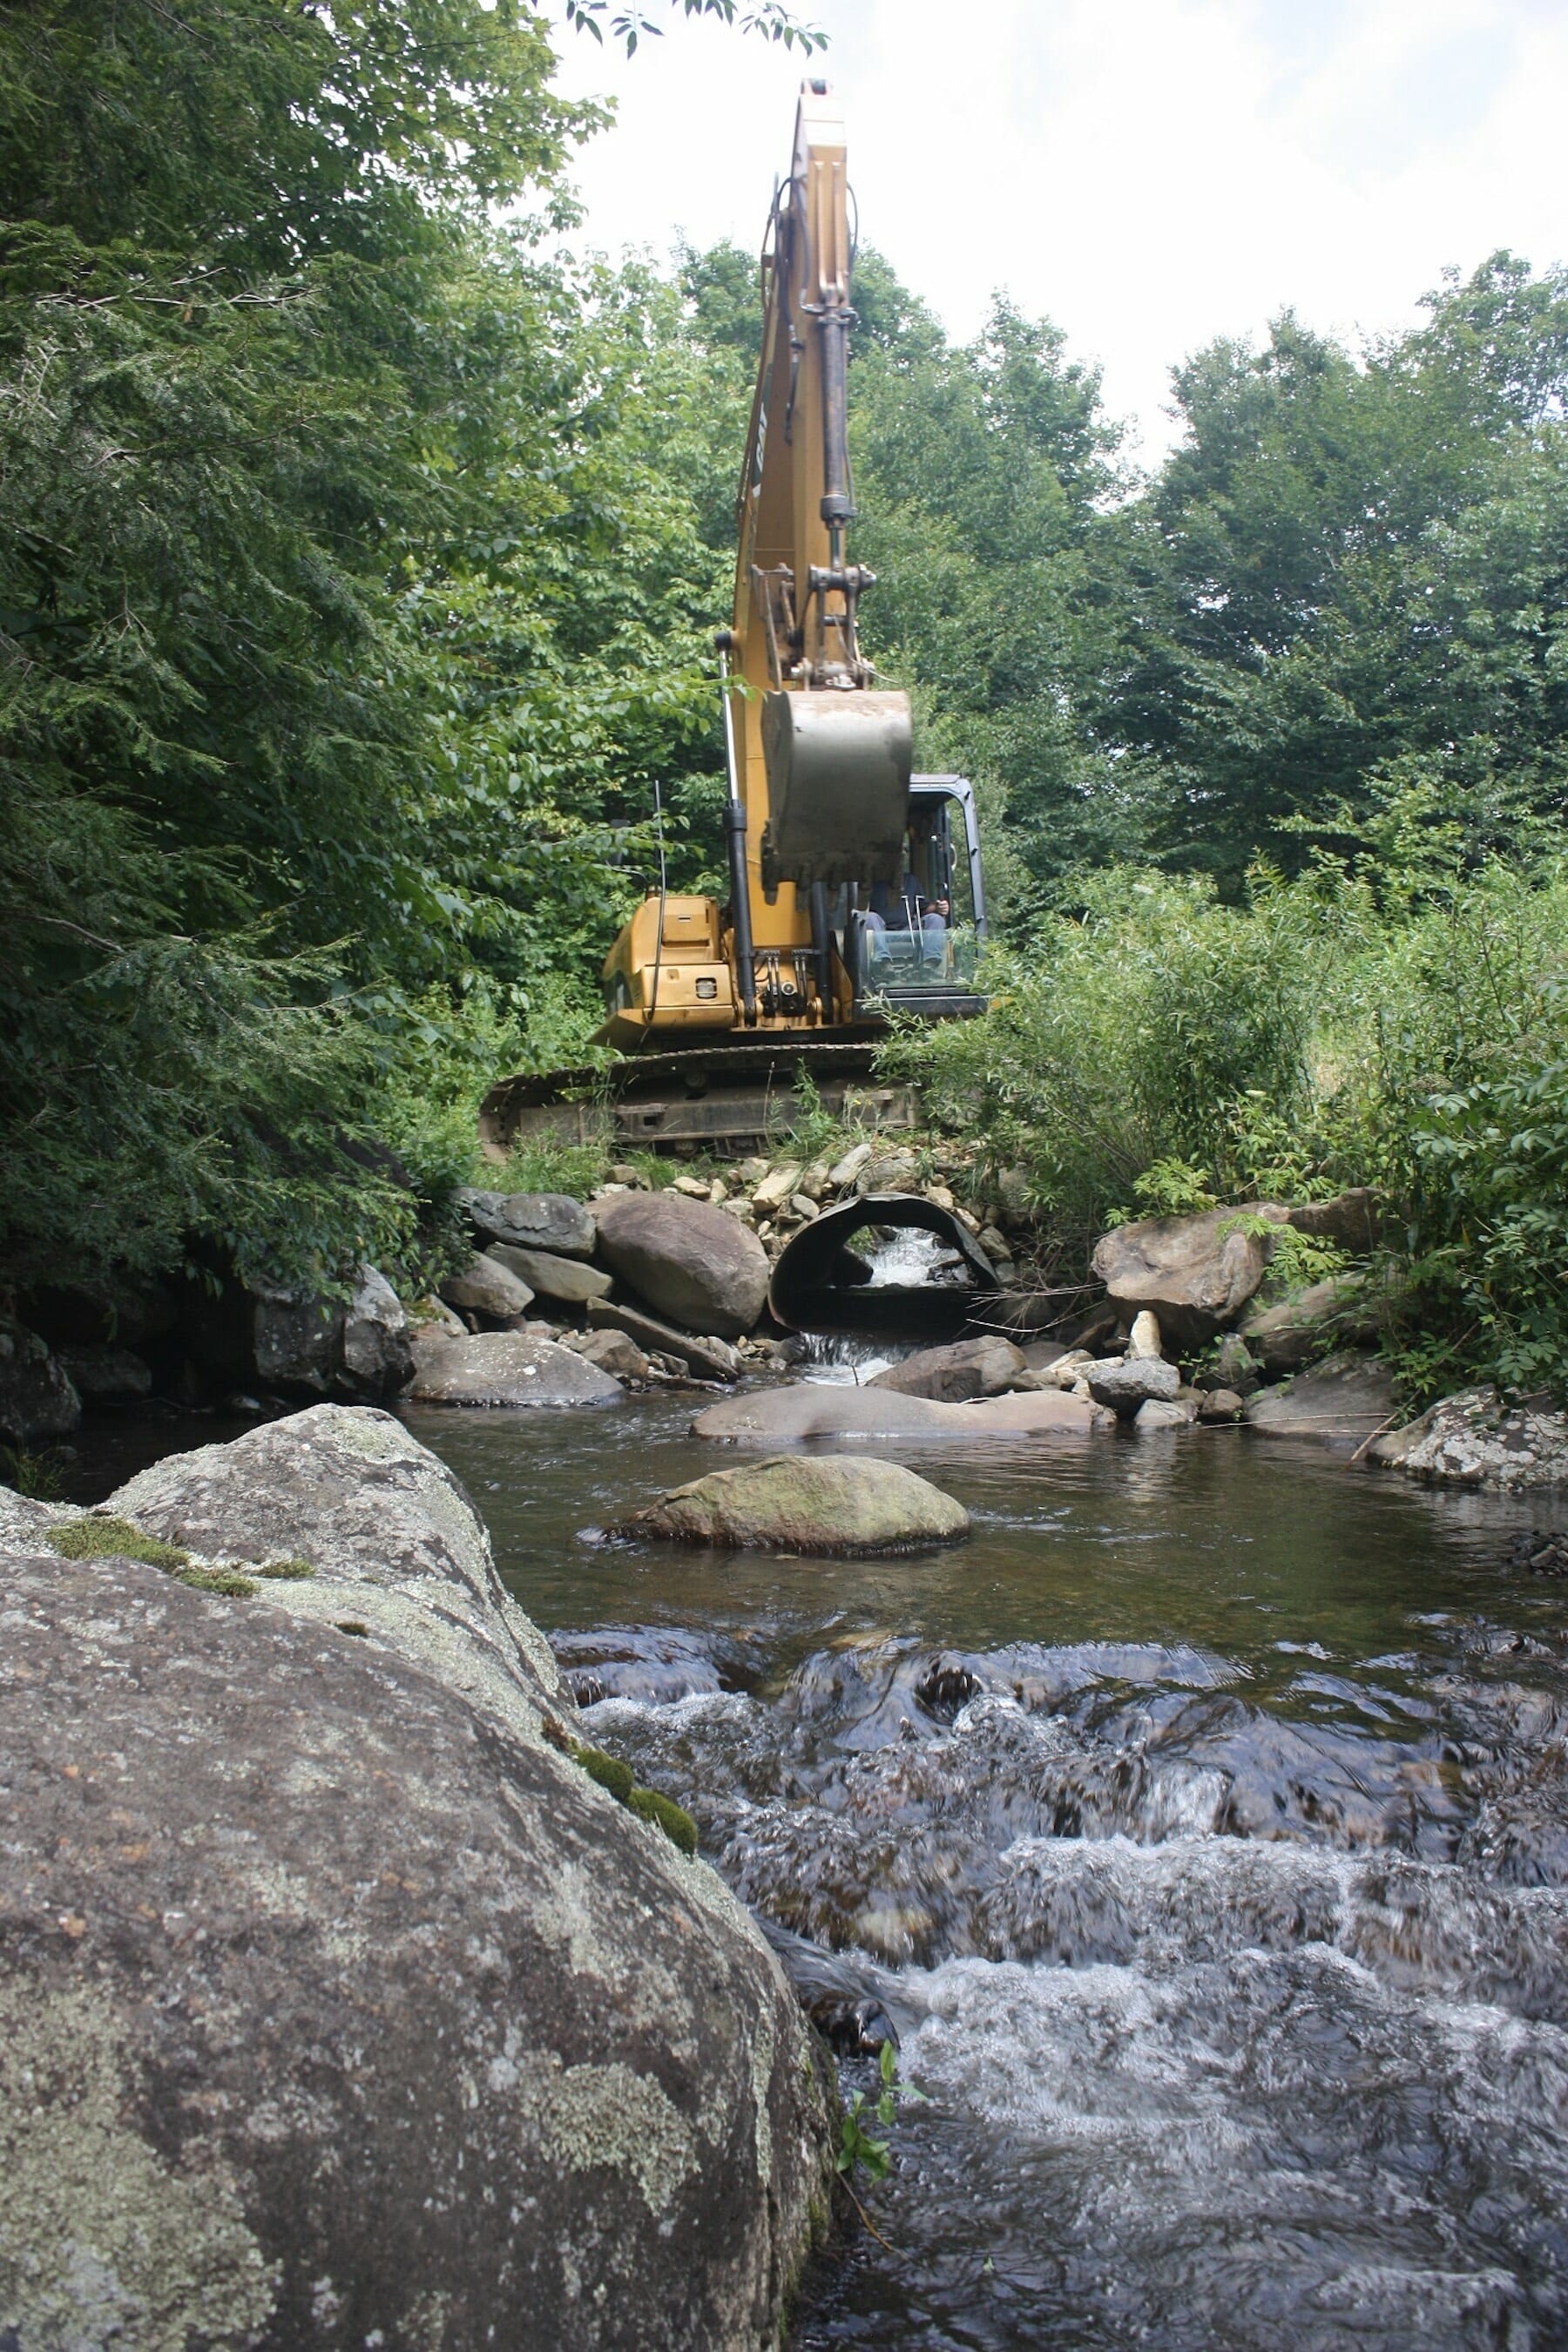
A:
[760,688,912,892]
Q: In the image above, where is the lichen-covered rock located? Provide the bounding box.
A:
[0,1315,80,1444]
[252,1282,343,1395]
[622,1453,970,1554]
[1369,1387,1568,1488]
[456,1187,597,1260]
[868,1335,1026,1403]
[485,1242,613,1307]
[693,1382,1107,1443]
[405,1330,622,1409]
[0,1410,833,2348]
[1245,1355,1397,1447]
[595,1192,769,1339]
[1092,1204,1288,1346]
[108,1402,564,1710]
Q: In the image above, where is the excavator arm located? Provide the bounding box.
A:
[481,79,987,1151]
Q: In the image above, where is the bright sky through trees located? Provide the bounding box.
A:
[550,0,1568,456]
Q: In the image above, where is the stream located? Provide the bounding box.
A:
[63,1389,1568,2346]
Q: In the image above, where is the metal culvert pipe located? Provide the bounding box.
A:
[768,1193,1001,1341]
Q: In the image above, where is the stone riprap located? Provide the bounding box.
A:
[485,1242,613,1307]
[0,1408,833,2349]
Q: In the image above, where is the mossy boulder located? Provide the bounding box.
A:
[0,1408,834,2349]
[620,1452,971,1554]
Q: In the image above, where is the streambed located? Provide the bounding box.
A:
[409,1394,1568,2350]
[61,1389,1568,2346]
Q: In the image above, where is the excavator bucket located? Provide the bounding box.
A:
[760,688,912,892]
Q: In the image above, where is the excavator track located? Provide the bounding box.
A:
[478,1037,917,1158]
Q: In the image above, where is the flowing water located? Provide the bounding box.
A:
[401,1394,1568,2351]
[65,1391,1568,2346]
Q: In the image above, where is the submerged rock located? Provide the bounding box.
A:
[621,1453,971,1554]
[406,1329,622,1407]
[1245,1355,1397,1446]
[1092,1204,1287,1345]
[868,1334,1027,1403]
[693,1381,1107,1443]
[1369,1387,1568,1488]
[595,1191,769,1339]
[0,1408,832,2348]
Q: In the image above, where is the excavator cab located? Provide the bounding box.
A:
[841,775,987,1020]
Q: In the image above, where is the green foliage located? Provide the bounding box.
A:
[887,869,1321,1255]
[836,2040,929,2186]
[0,1447,65,1499]
[889,848,1568,1400]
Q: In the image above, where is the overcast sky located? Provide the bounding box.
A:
[545,0,1568,461]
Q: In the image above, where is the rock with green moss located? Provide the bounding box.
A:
[621,1452,971,1555]
[0,1407,834,2346]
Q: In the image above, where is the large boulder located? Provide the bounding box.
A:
[1091,1203,1288,1346]
[585,1299,740,1382]
[457,1188,597,1260]
[0,1409,832,2348]
[595,1192,769,1339]
[406,1329,622,1408]
[1369,1387,1568,1488]
[693,1382,1107,1443]
[868,1335,1026,1403]
[0,1315,80,1444]
[620,1454,970,1554]
[1244,1355,1397,1447]
[486,1242,613,1308]
[1239,1274,1375,1375]
[207,1266,413,1407]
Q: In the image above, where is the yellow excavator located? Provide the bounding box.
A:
[481,78,986,1157]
